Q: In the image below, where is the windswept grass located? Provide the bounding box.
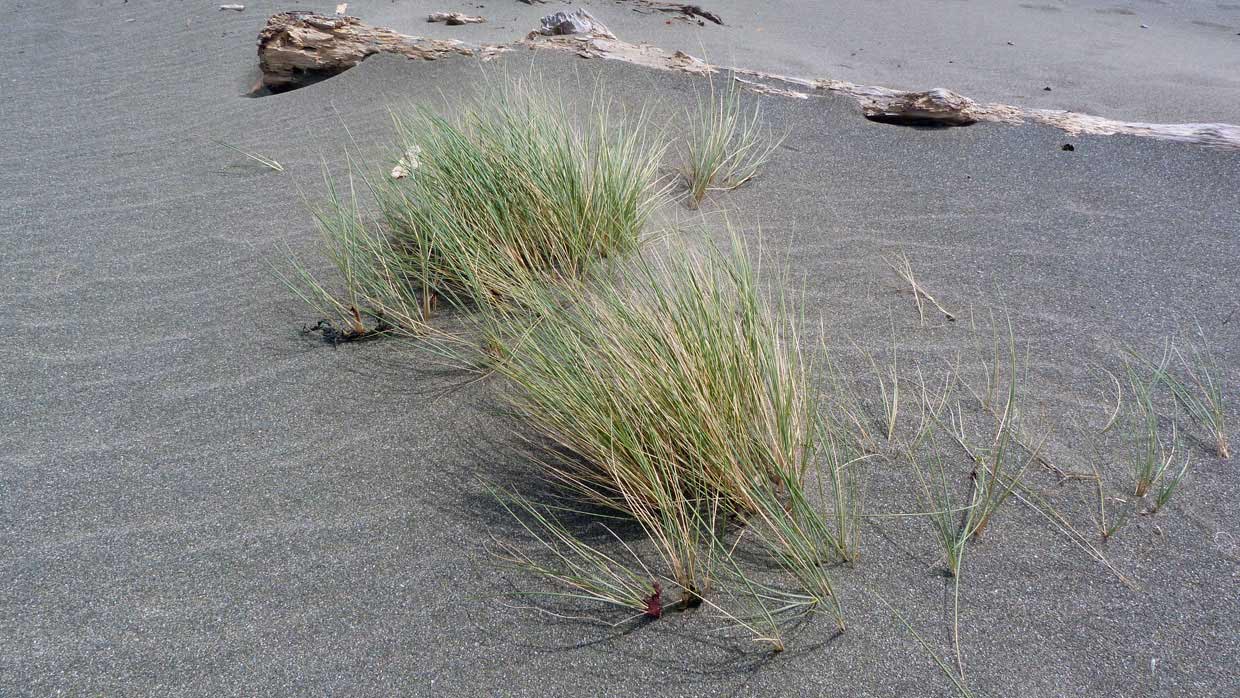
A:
[484,233,854,641]
[213,139,285,172]
[263,65,1240,677]
[885,252,957,326]
[284,77,667,338]
[487,483,665,623]
[485,234,815,587]
[681,74,783,207]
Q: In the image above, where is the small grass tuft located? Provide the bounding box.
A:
[487,483,665,623]
[1122,352,1180,498]
[681,74,784,207]
[862,342,902,444]
[908,322,1034,577]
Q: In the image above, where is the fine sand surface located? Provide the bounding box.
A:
[2,1,1239,696]
[348,0,1240,125]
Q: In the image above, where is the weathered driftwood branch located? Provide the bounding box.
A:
[254,11,1240,150]
[633,2,724,25]
[427,12,486,26]
[256,11,507,91]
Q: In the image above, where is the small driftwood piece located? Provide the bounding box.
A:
[862,88,980,127]
[256,11,505,91]
[253,12,1240,150]
[428,12,486,26]
[635,2,723,25]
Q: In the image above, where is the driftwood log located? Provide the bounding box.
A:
[256,11,506,91]
[253,11,1240,150]
[633,2,724,25]
[427,12,486,26]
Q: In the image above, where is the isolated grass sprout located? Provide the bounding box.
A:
[862,344,902,443]
[872,591,975,698]
[213,139,284,172]
[909,323,1034,577]
[682,74,783,206]
[907,427,971,577]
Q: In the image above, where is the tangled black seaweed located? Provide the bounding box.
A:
[300,318,393,346]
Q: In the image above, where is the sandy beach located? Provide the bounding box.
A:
[2,1,1238,696]
[349,0,1240,124]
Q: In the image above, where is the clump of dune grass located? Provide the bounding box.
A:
[484,233,854,641]
[485,233,815,593]
[283,76,666,338]
[681,74,783,207]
